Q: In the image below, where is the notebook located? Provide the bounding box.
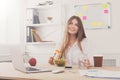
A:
[11,45,52,73]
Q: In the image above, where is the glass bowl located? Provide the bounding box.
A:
[54,58,65,67]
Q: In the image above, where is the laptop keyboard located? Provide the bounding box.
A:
[26,67,39,71]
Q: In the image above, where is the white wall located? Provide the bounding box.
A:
[0,1,7,43]
[0,0,26,61]
[6,0,26,44]
[4,0,120,53]
[5,0,120,52]
[60,0,120,66]
[25,0,120,66]
[3,0,119,65]
[61,0,120,54]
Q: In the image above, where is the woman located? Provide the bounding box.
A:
[49,16,92,68]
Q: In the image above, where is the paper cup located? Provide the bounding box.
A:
[93,55,103,67]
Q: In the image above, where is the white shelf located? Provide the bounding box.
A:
[26,41,56,45]
[25,2,62,53]
[26,23,61,27]
[27,5,58,9]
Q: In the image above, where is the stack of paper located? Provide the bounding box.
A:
[79,69,120,79]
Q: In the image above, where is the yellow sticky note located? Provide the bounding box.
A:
[101,4,108,9]
[77,12,82,17]
[97,22,102,26]
[82,20,84,24]
[82,6,88,10]
[91,22,96,27]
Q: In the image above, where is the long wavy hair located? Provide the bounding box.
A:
[60,16,86,58]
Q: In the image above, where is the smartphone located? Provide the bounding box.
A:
[65,66,72,69]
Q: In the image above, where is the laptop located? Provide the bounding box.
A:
[11,45,52,73]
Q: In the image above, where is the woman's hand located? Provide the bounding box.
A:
[84,59,91,69]
[48,57,54,65]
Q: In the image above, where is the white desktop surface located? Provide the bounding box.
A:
[0,62,120,80]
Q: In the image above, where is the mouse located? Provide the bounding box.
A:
[52,69,65,74]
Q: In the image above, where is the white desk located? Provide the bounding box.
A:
[0,62,120,80]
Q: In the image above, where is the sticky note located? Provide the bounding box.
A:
[91,22,96,27]
[102,4,108,9]
[82,6,88,10]
[82,16,87,20]
[77,12,82,17]
[82,20,84,24]
[104,9,109,14]
[97,22,102,26]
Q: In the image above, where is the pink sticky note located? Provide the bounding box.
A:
[104,9,108,14]
[82,16,87,20]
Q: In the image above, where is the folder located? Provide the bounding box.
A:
[79,69,120,79]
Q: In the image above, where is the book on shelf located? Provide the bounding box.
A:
[26,27,31,42]
[33,9,40,24]
[27,27,54,43]
[26,27,36,42]
[32,29,42,42]
[31,28,34,42]
[26,9,40,24]
[26,9,33,24]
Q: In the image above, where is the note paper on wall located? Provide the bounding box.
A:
[74,2,111,29]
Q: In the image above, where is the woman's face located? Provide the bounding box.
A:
[68,19,79,35]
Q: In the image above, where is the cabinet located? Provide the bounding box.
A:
[25,4,64,62]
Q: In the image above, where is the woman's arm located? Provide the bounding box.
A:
[48,42,62,65]
[48,57,54,65]
[82,38,94,67]
[48,50,61,65]
[84,59,91,69]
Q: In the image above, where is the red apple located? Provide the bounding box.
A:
[29,58,37,66]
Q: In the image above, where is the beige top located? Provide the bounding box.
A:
[54,38,94,66]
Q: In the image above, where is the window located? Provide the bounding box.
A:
[0,1,7,44]
[0,0,26,45]
[0,0,24,61]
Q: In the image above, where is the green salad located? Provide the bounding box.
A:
[54,58,65,66]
